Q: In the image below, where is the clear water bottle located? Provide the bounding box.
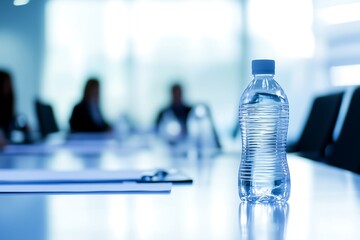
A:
[238,59,290,203]
[158,109,183,144]
[187,104,219,158]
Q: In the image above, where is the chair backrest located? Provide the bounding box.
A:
[294,92,344,157]
[327,87,360,174]
[35,100,59,138]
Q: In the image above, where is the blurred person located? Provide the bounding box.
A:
[0,70,31,143]
[155,83,192,142]
[69,78,111,132]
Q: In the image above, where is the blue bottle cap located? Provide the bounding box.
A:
[252,59,275,75]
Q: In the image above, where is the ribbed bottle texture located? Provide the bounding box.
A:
[238,60,290,203]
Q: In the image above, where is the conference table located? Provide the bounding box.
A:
[0,134,359,240]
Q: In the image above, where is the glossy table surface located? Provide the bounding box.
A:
[0,136,359,240]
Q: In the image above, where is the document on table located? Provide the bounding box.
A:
[0,169,173,194]
[0,182,171,194]
[0,169,142,183]
[0,169,192,184]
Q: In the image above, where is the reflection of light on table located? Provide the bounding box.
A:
[1,144,360,239]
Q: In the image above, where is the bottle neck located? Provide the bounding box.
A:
[253,74,274,81]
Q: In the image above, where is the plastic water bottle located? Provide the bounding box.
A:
[187,104,219,158]
[238,59,290,202]
[158,109,183,144]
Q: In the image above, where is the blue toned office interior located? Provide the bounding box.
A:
[1,1,360,240]
[1,0,360,165]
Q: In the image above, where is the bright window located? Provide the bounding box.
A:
[42,0,242,131]
[248,0,314,59]
[330,64,360,86]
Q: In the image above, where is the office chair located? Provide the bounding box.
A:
[35,99,59,139]
[326,87,360,174]
[288,92,344,160]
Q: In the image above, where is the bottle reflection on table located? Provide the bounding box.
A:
[239,202,289,240]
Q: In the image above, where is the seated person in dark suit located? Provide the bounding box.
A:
[0,70,31,143]
[155,83,192,141]
[69,78,111,133]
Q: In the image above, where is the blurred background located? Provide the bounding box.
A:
[0,0,357,146]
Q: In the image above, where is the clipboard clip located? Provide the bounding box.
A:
[140,170,168,182]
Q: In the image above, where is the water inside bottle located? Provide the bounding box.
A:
[239,92,290,202]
